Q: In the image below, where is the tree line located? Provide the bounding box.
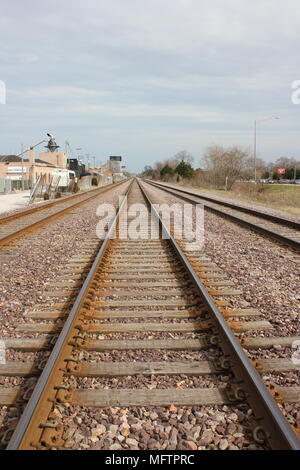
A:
[141,146,300,190]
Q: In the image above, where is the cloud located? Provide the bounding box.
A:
[0,0,300,171]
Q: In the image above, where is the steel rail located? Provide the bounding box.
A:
[0,180,129,225]
[145,179,300,230]
[7,180,134,450]
[0,179,131,247]
[7,178,300,450]
[138,179,300,450]
[144,179,300,252]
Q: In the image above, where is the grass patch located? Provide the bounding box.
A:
[230,183,300,215]
[163,181,300,217]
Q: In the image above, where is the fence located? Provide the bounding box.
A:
[0,179,31,193]
[0,179,11,194]
[78,175,114,191]
[0,175,118,195]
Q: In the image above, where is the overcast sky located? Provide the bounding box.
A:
[1,0,300,171]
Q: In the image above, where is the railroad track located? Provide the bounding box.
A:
[0,179,299,450]
[143,179,300,251]
[0,180,130,247]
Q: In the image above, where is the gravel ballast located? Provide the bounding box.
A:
[0,179,298,450]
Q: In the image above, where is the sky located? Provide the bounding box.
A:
[1,0,300,172]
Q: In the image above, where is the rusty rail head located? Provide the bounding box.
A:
[144,179,300,231]
[138,178,300,451]
[0,179,131,247]
[0,179,127,225]
[144,179,300,252]
[6,179,134,450]
[6,178,300,450]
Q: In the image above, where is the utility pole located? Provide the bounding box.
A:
[21,143,24,191]
[76,148,82,160]
[254,120,257,183]
[16,139,47,188]
[254,117,279,183]
[65,140,72,158]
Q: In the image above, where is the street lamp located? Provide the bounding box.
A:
[254,117,280,182]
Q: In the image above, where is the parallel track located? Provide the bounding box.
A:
[144,180,300,251]
[0,180,129,247]
[0,179,299,450]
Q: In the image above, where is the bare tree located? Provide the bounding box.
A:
[244,156,267,180]
[154,161,164,172]
[173,150,194,165]
[202,145,249,189]
[273,157,297,169]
